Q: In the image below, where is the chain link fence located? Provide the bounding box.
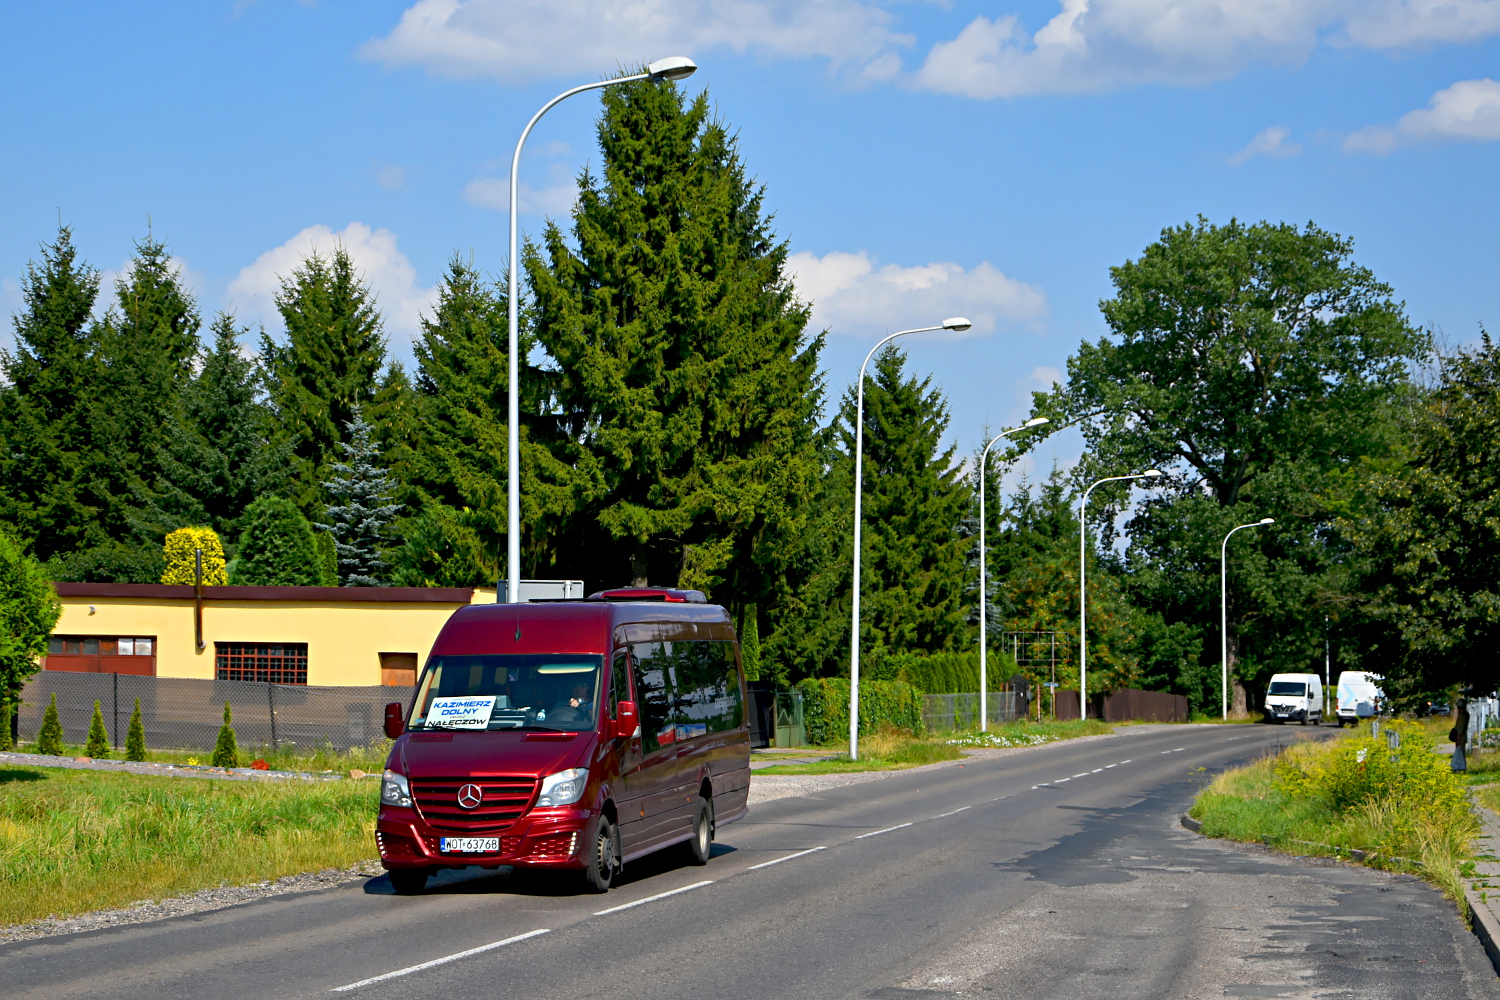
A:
[922,692,1026,732]
[17,670,415,753]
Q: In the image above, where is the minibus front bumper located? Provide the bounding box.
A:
[376,807,594,870]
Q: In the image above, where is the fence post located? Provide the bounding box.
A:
[268,681,279,752]
[112,670,119,749]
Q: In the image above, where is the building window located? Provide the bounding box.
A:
[215,642,308,684]
[49,636,155,656]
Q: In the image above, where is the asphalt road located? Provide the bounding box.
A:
[6,723,1497,1000]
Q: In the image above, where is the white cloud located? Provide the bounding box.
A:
[1345,78,1500,153]
[912,0,1500,98]
[361,0,908,83]
[785,250,1046,338]
[463,174,578,217]
[375,164,407,191]
[226,223,437,344]
[1228,125,1301,165]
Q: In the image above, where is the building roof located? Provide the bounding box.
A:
[54,583,482,604]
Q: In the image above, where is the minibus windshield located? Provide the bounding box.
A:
[409,654,603,732]
[1268,681,1307,696]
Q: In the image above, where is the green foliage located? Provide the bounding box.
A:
[212,701,238,767]
[893,650,1017,694]
[525,74,823,599]
[316,409,401,586]
[160,526,227,585]
[0,702,12,751]
[48,541,165,584]
[36,693,64,755]
[313,530,338,587]
[261,247,386,512]
[125,697,146,761]
[740,604,762,682]
[0,531,60,716]
[796,677,924,745]
[234,496,320,586]
[387,504,493,588]
[85,700,110,758]
[1274,720,1463,813]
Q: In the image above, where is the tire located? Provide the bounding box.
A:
[685,796,713,866]
[581,817,619,894]
[388,868,430,896]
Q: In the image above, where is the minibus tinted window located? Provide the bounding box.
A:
[631,640,741,749]
[410,654,602,731]
[1268,681,1307,696]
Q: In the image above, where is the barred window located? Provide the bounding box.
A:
[215,642,308,684]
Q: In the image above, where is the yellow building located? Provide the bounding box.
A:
[48,583,497,688]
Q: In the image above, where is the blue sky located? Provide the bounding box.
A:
[2,1,1497,485]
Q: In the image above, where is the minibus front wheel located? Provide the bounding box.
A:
[581,817,619,894]
[686,796,714,866]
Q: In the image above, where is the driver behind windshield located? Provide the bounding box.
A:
[547,681,595,727]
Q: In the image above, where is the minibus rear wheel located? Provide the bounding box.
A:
[388,868,430,896]
[581,817,618,894]
[686,796,713,866]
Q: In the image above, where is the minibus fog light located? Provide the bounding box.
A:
[381,769,413,808]
[536,768,588,807]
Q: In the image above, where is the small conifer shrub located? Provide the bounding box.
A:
[161,527,228,585]
[0,701,13,752]
[211,701,239,767]
[85,699,110,758]
[36,693,64,755]
[125,697,147,761]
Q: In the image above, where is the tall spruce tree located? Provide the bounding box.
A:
[262,248,386,512]
[525,74,823,604]
[0,226,103,559]
[318,409,402,586]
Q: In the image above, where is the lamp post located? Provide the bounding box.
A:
[977,417,1048,731]
[1078,469,1161,718]
[505,56,698,603]
[849,317,972,760]
[1221,517,1274,719]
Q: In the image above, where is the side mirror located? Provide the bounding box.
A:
[384,702,405,740]
[615,700,639,740]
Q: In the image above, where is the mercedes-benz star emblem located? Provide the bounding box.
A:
[456,783,484,810]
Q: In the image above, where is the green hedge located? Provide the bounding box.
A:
[796,677,924,745]
[893,650,1018,695]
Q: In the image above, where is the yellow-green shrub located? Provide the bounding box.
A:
[160,527,227,586]
[1274,720,1465,814]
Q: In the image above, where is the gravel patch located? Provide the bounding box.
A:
[0,862,385,944]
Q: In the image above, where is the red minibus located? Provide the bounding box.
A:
[375,588,751,894]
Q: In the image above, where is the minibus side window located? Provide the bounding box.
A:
[610,650,629,721]
[632,642,674,751]
[671,641,743,734]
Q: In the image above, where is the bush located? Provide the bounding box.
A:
[35,693,64,755]
[85,700,110,758]
[124,698,146,761]
[160,527,228,585]
[797,677,924,745]
[741,604,762,682]
[314,530,338,586]
[892,650,1019,694]
[212,701,239,767]
[47,541,164,584]
[0,531,60,724]
[235,497,320,586]
[1274,719,1465,814]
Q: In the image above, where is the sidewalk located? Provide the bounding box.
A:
[1466,796,1500,971]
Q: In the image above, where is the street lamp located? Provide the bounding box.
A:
[1078,469,1161,718]
[504,57,698,603]
[977,417,1048,731]
[849,317,972,760]
[1221,517,1274,720]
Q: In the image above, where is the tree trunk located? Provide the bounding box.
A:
[630,547,648,589]
[1226,633,1250,718]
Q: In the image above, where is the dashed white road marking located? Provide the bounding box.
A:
[593,880,714,916]
[1072,772,1090,778]
[856,822,914,839]
[330,929,551,992]
[747,847,825,870]
[1055,777,1071,783]
[933,806,972,818]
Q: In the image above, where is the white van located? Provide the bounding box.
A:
[1335,671,1383,727]
[1263,673,1323,724]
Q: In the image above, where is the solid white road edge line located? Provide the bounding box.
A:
[856,822,914,839]
[932,806,972,818]
[593,880,715,916]
[747,847,826,870]
[330,929,551,992]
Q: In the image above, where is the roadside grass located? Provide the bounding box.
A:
[1190,721,1476,904]
[0,766,377,926]
[757,719,1112,774]
[11,737,394,775]
[1184,711,1265,724]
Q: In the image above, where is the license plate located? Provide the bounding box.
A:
[440,837,500,853]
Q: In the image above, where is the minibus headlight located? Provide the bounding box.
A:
[381,769,413,808]
[536,768,588,807]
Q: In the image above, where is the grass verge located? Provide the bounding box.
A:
[11,737,394,774]
[1189,720,1476,905]
[757,719,1113,775]
[0,765,377,926]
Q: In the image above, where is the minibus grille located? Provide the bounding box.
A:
[411,776,539,833]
